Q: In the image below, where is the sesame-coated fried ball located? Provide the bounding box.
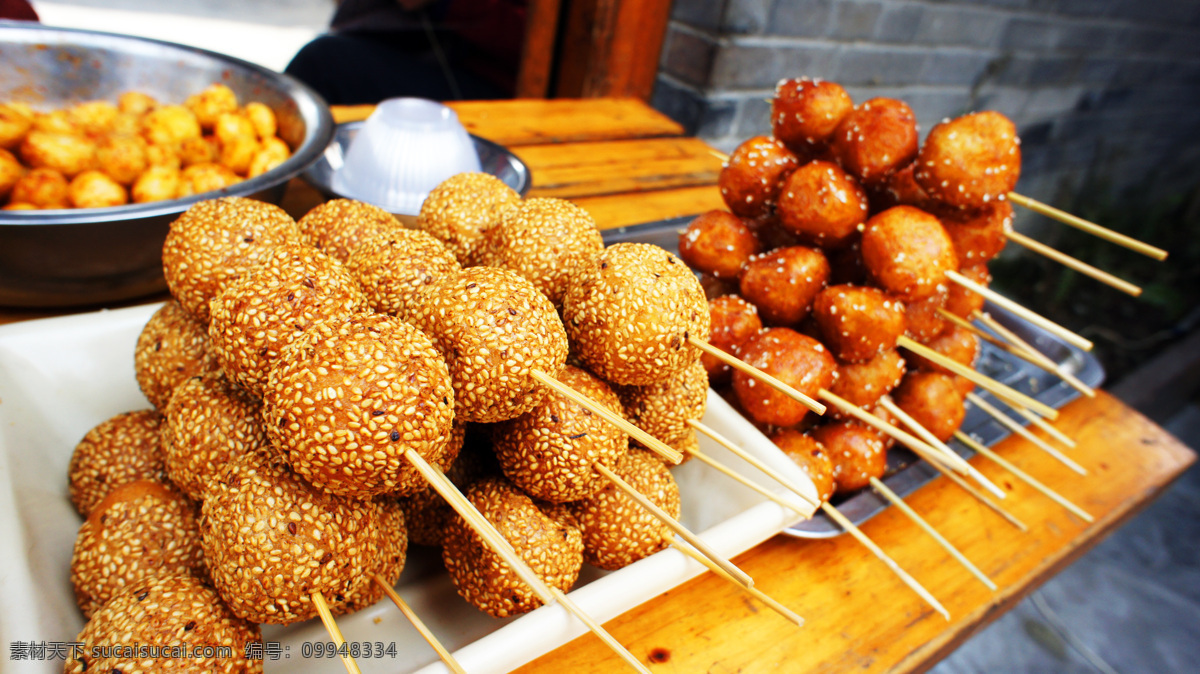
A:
[861,206,958,302]
[871,162,935,213]
[568,447,680,570]
[892,372,966,443]
[704,295,763,385]
[812,284,906,362]
[563,243,709,387]
[618,358,708,450]
[829,348,906,412]
[914,111,1021,210]
[771,78,853,156]
[67,169,127,208]
[208,241,367,397]
[397,424,485,547]
[829,98,919,188]
[70,481,206,618]
[739,245,830,326]
[67,410,165,517]
[134,300,222,410]
[733,328,836,428]
[442,476,583,617]
[777,160,869,249]
[200,451,383,623]
[678,209,762,280]
[474,197,604,307]
[828,240,868,286]
[417,172,522,265]
[336,498,408,615]
[346,227,461,316]
[161,374,270,503]
[493,365,628,503]
[940,201,1013,265]
[769,428,834,503]
[65,574,262,674]
[408,266,568,423]
[811,420,887,494]
[909,325,980,377]
[944,263,990,319]
[719,135,800,219]
[161,197,303,324]
[297,198,403,263]
[904,282,949,342]
[263,313,456,498]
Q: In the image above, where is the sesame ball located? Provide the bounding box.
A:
[200,451,383,624]
[473,197,604,307]
[811,420,887,494]
[776,160,870,249]
[940,201,1013,265]
[829,348,907,413]
[417,172,522,264]
[207,241,367,397]
[914,111,1021,210]
[262,313,456,498]
[442,476,583,617]
[161,197,302,324]
[944,263,990,319]
[336,498,409,615]
[860,206,959,302]
[771,78,854,155]
[134,300,222,410]
[161,374,270,503]
[618,358,708,450]
[904,282,950,342]
[70,481,206,618]
[739,245,830,326]
[345,227,461,316]
[704,294,762,385]
[812,284,906,362]
[829,98,919,188]
[567,448,680,570]
[732,328,836,428]
[398,424,488,547]
[68,410,166,517]
[493,365,629,503]
[678,209,762,281]
[718,135,800,219]
[297,198,403,262]
[562,243,710,387]
[892,372,966,443]
[769,428,835,503]
[407,266,568,423]
[65,574,262,674]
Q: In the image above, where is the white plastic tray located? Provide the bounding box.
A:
[0,303,819,673]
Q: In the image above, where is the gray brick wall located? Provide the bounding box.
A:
[652,0,1200,209]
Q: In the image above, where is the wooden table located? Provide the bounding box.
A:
[2,99,1194,672]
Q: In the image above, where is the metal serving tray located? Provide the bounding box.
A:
[603,216,1106,538]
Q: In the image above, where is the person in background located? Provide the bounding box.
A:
[285,0,526,105]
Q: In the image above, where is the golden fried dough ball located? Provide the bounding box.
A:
[619,358,708,450]
[777,160,869,248]
[909,324,979,377]
[811,420,887,494]
[135,300,223,410]
[247,136,290,177]
[67,410,165,517]
[829,348,906,412]
[678,209,762,280]
[118,91,158,116]
[131,164,180,203]
[893,371,967,442]
[861,205,958,302]
[9,167,69,208]
[66,573,263,674]
[443,476,583,617]
[144,141,182,169]
[244,101,278,140]
[733,327,836,427]
[563,243,710,386]
[770,428,835,503]
[704,294,762,385]
[904,282,949,342]
[67,169,127,208]
[872,162,934,212]
[346,227,461,315]
[178,162,240,197]
[417,172,523,264]
[336,498,409,615]
[915,111,1021,210]
[31,108,76,134]
[215,111,259,175]
[812,284,906,362]
[94,134,147,185]
[941,201,1013,264]
[178,135,217,167]
[830,97,918,187]
[0,102,33,149]
[263,313,457,498]
[719,135,800,219]
[142,104,202,146]
[19,130,95,177]
[298,197,403,262]
[69,100,119,137]
[0,147,22,198]
[944,263,990,319]
[161,196,302,323]
[398,429,487,547]
[771,78,853,157]
[186,83,239,131]
[70,481,206,618]
[739,245,830,326]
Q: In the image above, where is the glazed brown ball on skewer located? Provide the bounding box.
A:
[771,78,853,157]
[908,325,980,396]
[904,283,949,342]
[704,295,763,385]
[297,197,403,263]
[134,300,222,411]
[829,98,919,188]
[769,428,835,503]
[914,111,1021,210]
[733,327,836,428]
[940,201,1013,265]
[944,262,991,319]
[828,348,907,412]
[678,209,762,281]
[810,420,887,494]
[739,245,830,326]
[811,284,906,362]
[860,205,959,302]
[67,410,166,517]
[345,227,461,316]
[417,172,523,265]
[718,135,800,219]
[776,160,869,249]
[892,371,967,442]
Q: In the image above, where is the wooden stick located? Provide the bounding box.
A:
[896,335,1058,420]
[877,397,1009,501]
[868,477,997,591]
[593,461,754,587]
[312,591,363,674]
[709,149,730,164]
[1007,192,1168,261]
[946,270,1094,351]
[371,575,467,674]
[531,369,683,465]
[688,336,827,415]
[971,311,1096,399]
[965,393,1087,475]
[1005,230,1142,297]
[953,432,1094,522]
[936,309,1096,399]
[671,540,805,627]
[687,418,820,513]
[549,588,652,674]
[1010,403,1078,449]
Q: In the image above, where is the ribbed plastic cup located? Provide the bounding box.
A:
[332,98,481,215]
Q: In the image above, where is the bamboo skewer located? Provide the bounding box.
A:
[972,311,1096,399]
[1007,192,1168,261]
[946,270,1094,351]
[953,431,1094,522]
[896,335,1058,419]
[868,477,998,591]
[312,591,363,674]
[688,336,827,415]
[1004,230,1143,297]
[371,575,467,674]
[1010,403,1077,449]
[671,540,806,627]
[965,393,1087,475]
[549,588,652,674]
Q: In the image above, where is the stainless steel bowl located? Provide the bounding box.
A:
[0,22,334,307]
